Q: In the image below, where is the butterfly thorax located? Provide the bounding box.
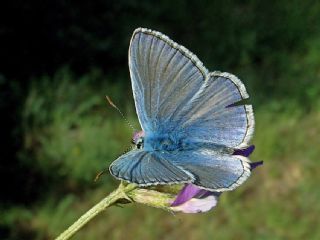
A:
[133,131,182,151]
[136,132,231,155]
[143,133,181,151]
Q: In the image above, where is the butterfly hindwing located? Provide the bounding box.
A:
[110,147,251,191]
[161,149,251,191]
[109,149,193,186]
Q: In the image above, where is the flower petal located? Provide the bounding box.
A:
[250,161,264,170]
[171,195,219,213]
[233,145,255,157]
[171,184,205,206]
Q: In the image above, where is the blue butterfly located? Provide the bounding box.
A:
[109,28,255,192]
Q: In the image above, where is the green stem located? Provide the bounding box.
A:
[55,183,136,240]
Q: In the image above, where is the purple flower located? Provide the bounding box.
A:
[233,145,263,170]
[171,145,263,213]
[233,145,255,157]
[170,184,220,213]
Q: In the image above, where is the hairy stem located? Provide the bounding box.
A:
[55,183,136,240]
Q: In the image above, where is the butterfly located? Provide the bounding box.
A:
[109,28,254,192]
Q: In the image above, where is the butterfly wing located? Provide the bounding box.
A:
[129,28,253,149]
[117,28,254,188]
[178,72,254,149]
[109,149,194,186]
[129,28,208,133]
[110,147,250,191]
[162,149,251,191]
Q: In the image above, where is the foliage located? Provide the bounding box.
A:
[2,1,320,105]
[21,68,136,186]
[1,69,319,239]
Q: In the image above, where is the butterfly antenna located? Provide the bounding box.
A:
[94,168,108,182]
[106,96,135,132]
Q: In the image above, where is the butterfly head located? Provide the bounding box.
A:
[132,131,145,149]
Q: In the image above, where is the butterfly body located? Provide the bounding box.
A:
[141,131,231,154]
[109,28,254,192]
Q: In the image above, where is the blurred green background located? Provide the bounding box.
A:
[1,1,320,239]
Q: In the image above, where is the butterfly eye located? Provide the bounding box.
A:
[135,138,144,149]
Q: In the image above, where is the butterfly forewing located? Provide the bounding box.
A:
[178,72,254,149]
[129,28,208,133]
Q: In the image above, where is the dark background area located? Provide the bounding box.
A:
[1,1,320,239]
